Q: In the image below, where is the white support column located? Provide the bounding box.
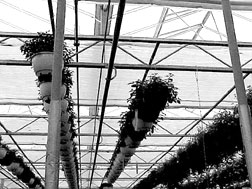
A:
[222,0,252,186]
[45,0,66,189]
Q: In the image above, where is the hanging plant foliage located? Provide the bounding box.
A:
[105,74,180,183]
[133,87,252,189]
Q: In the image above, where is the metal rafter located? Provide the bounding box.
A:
[192,11,211,40]
[1,1,252,188]
[153,7,169,38]
[2,31,252,47]
[78,0,252,11]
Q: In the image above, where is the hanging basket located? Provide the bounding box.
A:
[113,162,125,170]
[61,123,71,134]
[60,140,73,148]
[60,153,74,160]
[61,158,75,167]
[60,132,72,143]
[116,153,125,160]
[111,167,124,175]
[65,169,77,177]
[114,157,124,166]
[7,162,24,176]
[132,109,153,131]
[0,148,7,159]
[61,99,69,112]
[31,52,54,77]
[124,135,141,148]
[39,82,67,100]
[120,146,136,156]
[61,112,70,124]
[42,101,50,113]
[43,98,68,114]
[107,175,116,184]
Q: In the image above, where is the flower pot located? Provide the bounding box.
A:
[42,101,50,113]
[61,99,69,112]
[32,52,54,77]
[66,159,76,166]
[132,109,153,131]
[61,123,71,133]
[114,158,124,166]
[116,153,125,160]
[60,146,72,153]
[114,162,125,170]
[61,154,74,161]
[107,172,119,183]
[61,140,73,148]
[120,146,136,156]
[39,82,66,100]
[7,162,24,176]
[111,167,123,175]
[0,148,7,159]
[107,175,116,184]
[124,135,141,148]
[43,98,68,114]
[60,132,72,143]
[61,112,70,124]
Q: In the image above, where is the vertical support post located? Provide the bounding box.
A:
[222,0,252,186]
[45,0,66,189]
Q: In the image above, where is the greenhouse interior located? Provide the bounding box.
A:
[1,0,252,188]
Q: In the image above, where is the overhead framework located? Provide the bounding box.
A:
[1,0,252,188]
[81,0,252,10]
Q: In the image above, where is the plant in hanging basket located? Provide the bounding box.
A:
[119,111,147,143]
[20,32,73,63]
[21,32,77,189]
[128,74,180,122]
[6,156,25,176]
[20,32,73,76]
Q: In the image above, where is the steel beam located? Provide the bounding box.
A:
[79,0,252,11]
[222,0,252,186]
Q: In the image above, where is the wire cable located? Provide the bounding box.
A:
[74,0,81,188]
[89,0,126,187]
[88,0,112,187]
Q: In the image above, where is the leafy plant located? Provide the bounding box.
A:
[105,74,180,183]
[133,97,249,188]
[179,152,249,189]
[20,32,73,64]
[0,139,44,188]
[128,73,180,122]
[20,32,78,188]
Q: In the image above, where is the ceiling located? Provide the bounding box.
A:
[1,0,252,188]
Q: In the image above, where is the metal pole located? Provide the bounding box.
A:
[47,0,55,35]
[222,0,252,185]
[90,0,126,186]
[45,0,66,189]
[74,0,82,188]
